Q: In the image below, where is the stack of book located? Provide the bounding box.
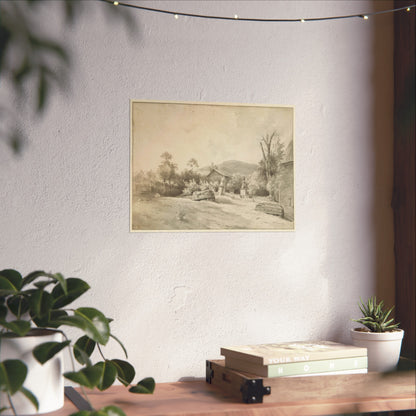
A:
[220,340,368,378]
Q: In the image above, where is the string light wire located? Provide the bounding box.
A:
[101,0,415,23]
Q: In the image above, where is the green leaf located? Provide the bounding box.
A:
[0,359,27,395]
[23,271,68,294]
[29,290,53,326]
[97,406,127,416]
[51,278,90,309]
[74,335,96,365]
[110,359,135,386]
[69,412,91,416]
[47,310,69,328]
[55,309,109,346]
[0,270,22,291]
[94,361,117,391]
[7,295,30,318]
[19,386,39,411]
[52,315,89,333]
[22,270,50,287]
[128,377,155,394]
[52,273,67,294]
[33,340,70,364]
[74,308,110,345]
[33,280,55,290]
[12,56,33,85]
[0,276,19,296]
[0,319,31,336]
[64,366,102,389]
[69,407,126,416]
[0,304,7,321]
[37,66,48,112]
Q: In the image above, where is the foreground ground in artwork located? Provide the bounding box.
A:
[131,194,294,231]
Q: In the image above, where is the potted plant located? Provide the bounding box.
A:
[0,269,155,416]
[351,296,404,372]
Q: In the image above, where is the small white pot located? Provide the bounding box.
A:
[0,329,64,415]
[351,328,404,372]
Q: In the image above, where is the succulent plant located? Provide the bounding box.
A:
[353,296,400,333]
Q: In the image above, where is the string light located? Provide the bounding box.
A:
[100,0,415,23]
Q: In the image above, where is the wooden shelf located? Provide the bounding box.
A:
[51,367,415,416]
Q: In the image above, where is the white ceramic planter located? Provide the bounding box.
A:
[0,329,64,415]
[351,328,404,372]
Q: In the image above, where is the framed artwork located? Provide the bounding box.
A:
[130,100,294,232]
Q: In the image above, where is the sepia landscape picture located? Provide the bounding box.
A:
[130,100,294,231]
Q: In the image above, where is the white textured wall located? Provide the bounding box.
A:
[0,1,394,382]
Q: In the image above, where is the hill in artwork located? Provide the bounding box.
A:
[199,160,259,177]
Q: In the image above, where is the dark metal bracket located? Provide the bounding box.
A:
[206,360,214,384]
[240,378,271,403]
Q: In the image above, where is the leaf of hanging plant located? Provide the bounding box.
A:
[94,361,117,391]
[7,295,30,318]
[52,315,90,335]
[74,308,110,345]
[0,276,19,296]
[51,278,90,309]
[56,308,109,345]
[74,335,96,365]
[0,359,27,395]
[69,406,127,416]
[29,290,53,326]
[0,319,31,336]
[110,359,135,386]
[47,310,69,328]
[22,270,51,287]
[0,269,22,291]
[37,66,48,113]
[97,406,127,416]
[0,303,7,321]
[19,386,39,411]
[128,377,155,394]
[33,340,71,364]
[12,56,33,85]
[64,366,102,389]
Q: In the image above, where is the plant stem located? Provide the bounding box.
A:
[7,393,17,416]
[97,343,106,361]
[61,332,94,411]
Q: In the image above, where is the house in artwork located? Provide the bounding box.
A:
[206,168,232,194]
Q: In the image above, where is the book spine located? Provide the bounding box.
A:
[285,368,368,377]
[267,356,368,377]
[225,356,368,377]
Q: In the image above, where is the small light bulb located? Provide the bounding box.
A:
[174,14,179,19]
[234,14,239,19]
[406,7,411,12]
[113,1,119,5]
[300,18,305,23]
[363,15,369,20]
